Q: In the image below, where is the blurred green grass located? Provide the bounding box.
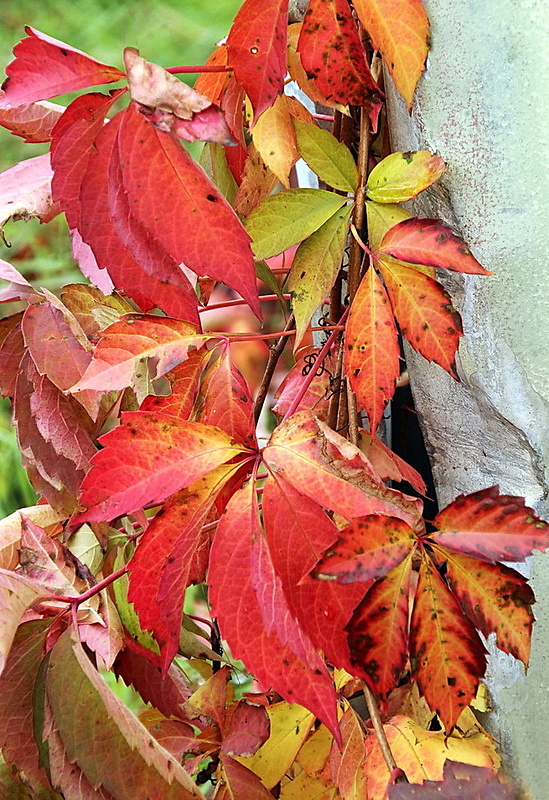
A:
[0,0,241,516]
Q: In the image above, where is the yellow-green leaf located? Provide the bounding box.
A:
[245,189,348,260]
[292,119,358,193]
[288,205,352,347]
[367,151,446,203]
[366,200,411,250]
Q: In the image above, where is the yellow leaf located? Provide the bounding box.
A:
[252,95,312,188]
[280,769,337,800]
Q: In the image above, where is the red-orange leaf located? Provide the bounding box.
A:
[353,0,429,109]
[317,515,416,583]
[194,44,231,107]
[434,545,534,665]
[74,412,246,524]
[298,0,382,109]
[346,266,401,433]
[227,0,289,122]
[0,27,125,108]
[117,104,260,316]
[432,486,549,564]
[410,554,486,732]
[347,555,413,695]
[378,218,491,274]
[140,348,208,420]
[358,429,427,495]
[200,346,257,448]
[378,257,462,377]
[208,479,341,738]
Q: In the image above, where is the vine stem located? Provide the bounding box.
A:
[362,681,408,783]
[253,314,295,423]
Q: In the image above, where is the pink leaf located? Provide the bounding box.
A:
[0,154,59,230]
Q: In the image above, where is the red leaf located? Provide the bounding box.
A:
[72,314,208,393]
[410,555,486,732]
[0,99,64,142]
[227,0,289,122]
[379,257,462,377]
[0,260,40,304]
[378,218,491,274]
[0,27,125,108]
[431,486,549,564]
[128,467,238,670]
[358,430,427,495]
[140,348,208,420]
[200,345,257,447]
[0,314,26,397]
[298,0,382,109]
[221,701,270,757]
[208,479,341,738]
[436,546,534,665]
[74,412,246,523]
[262,411,423,526]
[347,555,413,695]
[317,515,417,583]
[272,346,337,422]
[124,48,233,145]
[116,104,260,315]
[346,266,401,433]
[115,647,192,721]
[0,153,59,230]
[219,753,275,800]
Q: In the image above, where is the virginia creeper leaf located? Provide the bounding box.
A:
[353,0,430,109]
[388,761,517,800]
[117,104,260,316]
[71,314,209,393]
[346,265,401,433]
[367,151,446,203]
[0,154,59,234]
[251,94,307,188]
[287,22,346,112]
[292,118,358,193]
[0,99,64,142]
[200,346,257,448]
[435,546,534,665]
[234,143,280,217]
[272,346,337,422]
[288,205,352,348]
[245,189,348,260]
[208,479,341,738]
[218,754,275,800]
[346,555,413,695]
[367,200,412,251]
[59,283,135,340]
[47,631,201,799]
[410,555,487,732]
[227,0,289,122]
[114,647,192,721]
[200,141,239,204]
[329,702,367,800]
[358,430,427,496]
[298,0,382,109]
[0,259,40,304]
[124,48,233,145]
[0,569,45,677]
[378,257,462,376]
[432,486,549,563]
[0,27,125,108]
[0,504,65,571]
[75,412,246,523]
[317,515,416,583]
[378,218,491,275]
[194,43,231,107]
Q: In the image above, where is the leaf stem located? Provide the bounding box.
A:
[166,65,232,74]
[253,314,295,423]
[52,563,130,607]
[200,294,291,313]
[225,323,344,343]
[362,681,408,783]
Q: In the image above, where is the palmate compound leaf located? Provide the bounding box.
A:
[367,151,446,204]
[245,189,349,261]
[117,104,261,317]
[345,265,401,433]
[128,465,242,671]
[0,27,125,109]
[208,478,341,739]
[47,630,201,800]
[226,0,289,122]
[378,217,492,275]
[410,553,487,733]
[288,205,352,348]
[297,0,382,110]
[73,412,247,524]
[376,256,462,377]
[70,313,211,393]
[431,486,549,563]
[353,0,430,109]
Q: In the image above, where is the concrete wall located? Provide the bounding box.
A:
[384,1,549,796]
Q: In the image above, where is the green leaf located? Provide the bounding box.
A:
[292,119,358,192]
[367,150,446,203]
[255,259,286,305]
[245,189,348,260]
[199,142,238,204]
[288,205,352,347]
[113,547,160,656]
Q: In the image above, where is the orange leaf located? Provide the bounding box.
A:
[347,555,413,695]
[251,95,311,187]
[410,554,486,732]
[358,429,427,495]
[329,702,367,799]
[346,266,401,433]
[378,256,462,377]
[298,0,382,110]
[74,412,246,524]
[227,0,289,122]
[434,545,534,666]
[140,348,209,421]
[354,0,429,109]
[378,217,491,274]
[431,486,549,563]
[194,44,231,106]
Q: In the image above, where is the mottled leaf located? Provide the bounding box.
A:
[367,151,446,203]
